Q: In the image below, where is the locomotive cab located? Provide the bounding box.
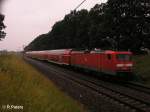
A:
[115,52,133,75]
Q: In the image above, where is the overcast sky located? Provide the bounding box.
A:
[0,0,107,51]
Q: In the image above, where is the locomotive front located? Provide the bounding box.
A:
[115,52,133,74]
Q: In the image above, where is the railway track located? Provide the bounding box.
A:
[25,57,150,112]
[39,61,150,112]
[122,82,150,95]
[80,78,150,112]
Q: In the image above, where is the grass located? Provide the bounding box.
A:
[133,55,150,86]
[0,54,86,112]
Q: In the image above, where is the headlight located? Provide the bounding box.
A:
[116,64,124,67]
[125,64,133,67]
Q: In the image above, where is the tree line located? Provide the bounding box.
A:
[25,0,150,53]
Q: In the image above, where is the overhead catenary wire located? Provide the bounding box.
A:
[74,0,87,11]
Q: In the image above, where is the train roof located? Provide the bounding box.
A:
[26,49,72,55]
[26,49,132,55]
[104,50,132,54]
[71,49,132,54]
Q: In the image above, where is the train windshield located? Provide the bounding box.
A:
[116,54,131,61]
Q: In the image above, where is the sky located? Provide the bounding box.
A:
[0,0,107,51]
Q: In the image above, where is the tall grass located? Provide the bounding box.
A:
[0,54,85,112]
[133,55,150,85]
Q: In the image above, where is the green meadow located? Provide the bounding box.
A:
[0,54,86,112]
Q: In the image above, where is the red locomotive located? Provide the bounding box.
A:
[26,49,133,76]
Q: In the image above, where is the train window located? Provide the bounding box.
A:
[117,54,131,61]
[107,54,111,60]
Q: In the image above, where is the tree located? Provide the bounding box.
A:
[104,0,150,52]
[0,0,6,40]
[88,3,109,49]
[26,0,150,53]
[0,14,6,40]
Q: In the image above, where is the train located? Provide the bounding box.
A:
[25,49,133,77]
